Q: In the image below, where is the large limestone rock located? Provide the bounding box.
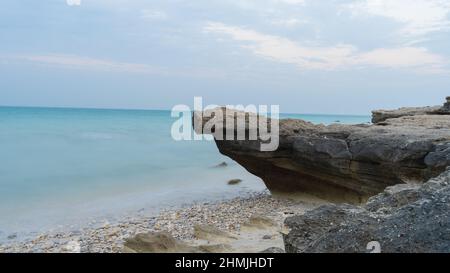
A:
[372,97,450,123]
[283,168,450,253]
[371,106,441,124]
[194,98,450,202]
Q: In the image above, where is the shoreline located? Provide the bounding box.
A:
[0,190,326,253]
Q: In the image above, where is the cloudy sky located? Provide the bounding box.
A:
[0,0,449,114]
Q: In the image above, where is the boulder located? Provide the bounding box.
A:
[193,98,450,202]
[283,168,450,253]
[227,179,242,185]
[436,96,450,114]
[260,247,285,253]
[213,162,228,168]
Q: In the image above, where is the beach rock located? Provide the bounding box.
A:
[260,247,285,253]
[193,225,237,243]
[198,244,232,253]
[372,97,450,123]
[242,215,278,230]
[227,179,242,185]
[436,96,450,114]
[283,168,450,253]
[194,98,450,202]
[213,162,228,168]
[123,232,199,253]
[371,106,441,124]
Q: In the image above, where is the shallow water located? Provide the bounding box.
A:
[0,106,370,241]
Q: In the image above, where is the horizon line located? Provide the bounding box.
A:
[0,104,372,117]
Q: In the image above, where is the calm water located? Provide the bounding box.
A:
[0,106,370,240]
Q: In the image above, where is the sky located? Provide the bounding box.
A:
[0,0,449,115]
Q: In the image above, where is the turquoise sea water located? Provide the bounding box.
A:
[0,107,370,241]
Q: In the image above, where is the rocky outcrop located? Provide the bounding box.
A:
[193,225,237,243]
[241,215,278,230]
[123,231,234,253]
[437,96,450,114]
[123,232,201,253]
[372,97,450,123]
[371,106,441,124]
[283,168,450,253]
[123,215,286,253]
[194,98,450,203]
[260,247,285,253]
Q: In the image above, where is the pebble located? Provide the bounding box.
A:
[0,190,323,253]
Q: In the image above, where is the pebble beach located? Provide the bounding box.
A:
[0,190,325,253]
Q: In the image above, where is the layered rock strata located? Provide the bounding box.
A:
[194,98,450,202]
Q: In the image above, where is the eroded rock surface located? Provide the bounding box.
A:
[193,224,237,243]
[123,214,288,253]
[194,98,450,202]
[372,96,450,123]
[283,168,450,253]
[260,247,285,253]
[123,232,200,253]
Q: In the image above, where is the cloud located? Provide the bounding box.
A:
[66,0,81,6]
[356,47,448,73]
[8,54,225,78]
[357,47,443,67]
[204,22,448,73]
[18,54,166,75]
[345,0,450,36]
[204,22,356,70]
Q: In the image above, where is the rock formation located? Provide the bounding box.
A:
[194,98,450,203]
[123,232,201,253]
[260,247,285,253]
[372,96,450,123]
[123,220,285,253]
[193,224,237,243]
[437,96,450,114]
[283,168,450,253]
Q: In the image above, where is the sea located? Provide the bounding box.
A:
[0,106,370,241]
